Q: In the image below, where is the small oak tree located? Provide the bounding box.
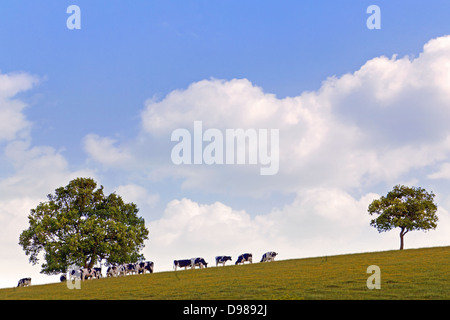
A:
[368,185,438,250]
[19,177,149,274]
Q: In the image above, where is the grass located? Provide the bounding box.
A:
[1,246,449,300]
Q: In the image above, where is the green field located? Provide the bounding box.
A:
[1,246,449,300]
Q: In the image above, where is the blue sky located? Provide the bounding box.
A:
[1,1,450,288]
[3,1,450,148]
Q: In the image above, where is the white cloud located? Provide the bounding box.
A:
[1,140,93,199]
[141,78,280,135]
[83,134,133,167]
[428,162,450,180]
[0,71,39,141]
[133,35,450,196]
[114,183,159,208]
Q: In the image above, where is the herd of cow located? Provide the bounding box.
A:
[16,251,278,287]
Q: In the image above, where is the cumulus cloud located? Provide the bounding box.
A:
[142,79,280,134]
[0,71,39,141]
[133,35,450,196]
[428,162,450,180]
[83,134,133,167]
[114,184,159,209]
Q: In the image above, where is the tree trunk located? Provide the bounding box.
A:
[399,227,408,250]
[399,233,404,250]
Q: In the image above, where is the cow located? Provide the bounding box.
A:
[125,263,138,275]
[215,256,232,266]
[260,251,278,262]
[235,253,252,265]
[117,264,127,276]
[69,269,82,281]
[106,266,118,277]
[92,267,102,279]
[137,261,154,274]
[81,268,96,280]
[191,257,208,269]
[60,274,67,282]
[17,277,31,287]
[106,266,116,277]
[174,259,192,270]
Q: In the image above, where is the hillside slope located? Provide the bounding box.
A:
[1,246,449,300]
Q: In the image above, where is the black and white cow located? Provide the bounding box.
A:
[125,263,138,275]
[215,256,232,266]
[92,267,102,279]
[80,268,96,280]
[106,266,118,277]
[191,257,208,268]
[117,264,127,276]
[235,253,253,265]
[174,259,192,270]
[17,277,31,287]
[260,251,278,262]
[137,261,154,274]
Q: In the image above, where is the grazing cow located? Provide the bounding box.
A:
[215,256,232,266]
[174,259,192,270]
[260,251,278,262]
[137,261,154,274]
[80,268,99,280]
[92,267,102,279]
[235,253,253,265]
[117,264,127,276]
[191,257,208,269]
[126,263,138,275]
[106,266,118,277]
[81,268,93,280]
[17,277,31,287]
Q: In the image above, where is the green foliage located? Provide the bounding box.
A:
[18,177,149,275]
[368,185,438,250]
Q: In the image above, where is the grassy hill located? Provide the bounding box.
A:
[1,246,449,300]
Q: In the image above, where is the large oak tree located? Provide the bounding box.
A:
[19,177,149,275]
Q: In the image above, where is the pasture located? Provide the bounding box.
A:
[1,246,449,300]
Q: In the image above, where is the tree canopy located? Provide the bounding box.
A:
[19,177,149,275]
[368,185,438,250]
